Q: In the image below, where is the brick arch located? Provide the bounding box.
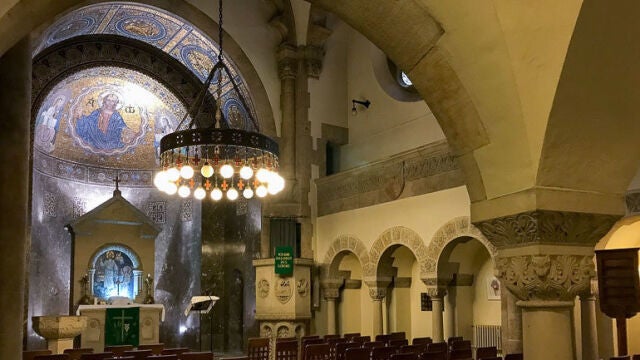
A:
[366,226,429,278]
[321,234,370,278]
[423,216,497,279]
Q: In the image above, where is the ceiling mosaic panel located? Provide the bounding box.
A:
[35,2,258,132]
[34,66,186,170]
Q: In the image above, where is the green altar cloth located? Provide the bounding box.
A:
[105,307,139,346]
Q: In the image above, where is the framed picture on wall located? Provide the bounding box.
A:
[487,276,501,300]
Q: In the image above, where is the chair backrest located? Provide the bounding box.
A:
[34,355,70,360]
[161,347,190,355]
[79,353,115,360]
[105,357,134,360]
[328,338,348,360]
[388,339,407,348]
[476,346,498,359]
[137,343,164,355]
[450,340,471,351]
[146,356,178,360]
[411,338,432,346]
[351,336,370,344]
[426,343,447,353]
[446,337,463,347]
[24,350,53,360]
[632,355,640,360]
[63,348,93,360]
[301,338,325,360]
[478,357,502,360]
[610,357,631,360]
[324,335,341,340]
[371,346,396,360]
[374,335,392,344]
[248,337,271,360]
[504,353,522,360]
[398,345,421,354]
[276,337,298,343]
[343,333,360,340]
[301,335,321,343]
[421,352,446,360]
[389,332,406,341]
[336,342,361,360]
[389,353,418,360]
[104,345,134,355]
[449,348,472,360]
[344,348,370,360]
[305,343,330,360]
[275,339,298,360]
[122,349,153,360]
[363,342,385,349]
[181,351,214,360]
[504,354,523,360]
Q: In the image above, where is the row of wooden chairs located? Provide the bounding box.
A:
[611,356,640,360]
[24,345,213,360]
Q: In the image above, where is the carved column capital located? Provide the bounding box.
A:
[425,287,447,299]
[277,44,298,80]
[302,45,324,79]
[495,254,595,302]
[475,210,618,249]
[365,279,391,301]
[320,278,343,300]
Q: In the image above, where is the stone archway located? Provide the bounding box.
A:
[321,234,370,278]
[367,226,429,279]
[423,216,496,281]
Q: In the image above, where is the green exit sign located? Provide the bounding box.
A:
[275,246,294,275]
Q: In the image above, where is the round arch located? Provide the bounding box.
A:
[367,226,429,279]
[321,234,369,278]
[88,243,142,269]
[423,216,496,280]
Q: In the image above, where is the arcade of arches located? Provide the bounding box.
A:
[1,1,640,360]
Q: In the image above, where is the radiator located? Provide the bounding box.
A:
[473,324,501,351]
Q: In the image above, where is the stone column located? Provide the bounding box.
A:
[443,287,455,339]
[276,44,297,191]
[321,279,342,335]
[580,290,599,360]
[0,37,31,359]
[476,210,618,360]
[367,285,388,336]
[503,291,523,354]
[427,288,446,343]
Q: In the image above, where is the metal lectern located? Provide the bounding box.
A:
[185,295,219,352]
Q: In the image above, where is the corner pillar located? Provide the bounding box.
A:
[427,288,446,343]
[321,279,342,335]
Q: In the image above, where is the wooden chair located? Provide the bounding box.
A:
[411,337,431,346]
[371,346,396,360]
[344,348,369,360]
[389,332,406,341]
[34,355,70,360]
[328,338,348,360]
[301,335,321,343]
[388,339,407,348]
[275,339,298,360]
[633,355,640,360]
[362,341,385,349]
[398,345,420,354]
[446,337,463,347]
[105,357,134,360]
[324,335,341,340]
[450,340,470,351]
[336,342,361,360]
[161,347,190,356]
[425,343,447,353]
[610,357,631,360]
[374,335,392,344]
[248,337,270,360]
[146,356,178,360]
[421,352,446,360]
[478,357,502,360]
[390,354,417,360]
[63,348,93,360]
[351,336,370,344]
[276,337,298,343]
[304,343,330,360]
[476,346,498,360]
[79,353,115,360]
[137,343,164,355]
[449,348,472,360]
[104,345,134,355]
[301,337,325,360]
[181,352,214,360]
[122,349,153,360]
[24,350,53,360]
[343,333,360,340]
[504,354,523,360]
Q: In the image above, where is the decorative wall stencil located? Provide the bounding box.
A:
[257,279,270,298]
[72,196,86,219]
[275,279,293,304]
[236,198,248,216]
[145,201,166,224]
[43,191,57,217]
[35,2,257,131]
[180,199,193,222]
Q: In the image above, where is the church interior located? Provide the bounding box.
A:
[2,1,640,360]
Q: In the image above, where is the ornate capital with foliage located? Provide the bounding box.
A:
[320,278,343,300]
[425,287,447,299]
[277,44,298,80]
[475,210,618,249]
[495,254,595,302]
[368,287,387,301]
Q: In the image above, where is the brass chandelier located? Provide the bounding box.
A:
[154,0,283,201]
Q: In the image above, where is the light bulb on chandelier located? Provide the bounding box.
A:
[153,0,284,201]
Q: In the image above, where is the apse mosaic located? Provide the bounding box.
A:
[92,248,136,300]
[34,66,186,169]
[34,2,258,132]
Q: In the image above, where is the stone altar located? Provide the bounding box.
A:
[76,304,164,351]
